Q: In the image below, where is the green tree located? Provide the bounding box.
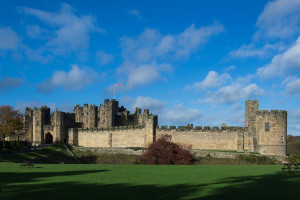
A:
[0,105,23,149]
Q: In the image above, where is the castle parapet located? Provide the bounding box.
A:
[76,125,145,132]
[156,125,247,132]
[257,110,287,116]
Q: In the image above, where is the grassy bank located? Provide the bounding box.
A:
[0,144,281,165]
[0,163,299,199]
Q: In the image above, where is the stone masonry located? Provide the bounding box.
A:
[20,99,287,156]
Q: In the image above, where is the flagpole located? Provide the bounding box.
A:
[114,84,115,99]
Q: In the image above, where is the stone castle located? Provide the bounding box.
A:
[20,99,287,156]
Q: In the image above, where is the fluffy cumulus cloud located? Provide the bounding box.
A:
[37,65,97,93]
[257,36,300,78]
[126,63,162,89]
[131,96,202,125]
[21,3,104,53]
[186,71,263,104]
[117,23,224,90]
[255,0,300,40]
[285,78,300,94]
[230,0,300,58]
[0,27,20,50]
[0,77,23,91]
[185,71,231,91]
[132,96,166,114]
[204,83,264,104]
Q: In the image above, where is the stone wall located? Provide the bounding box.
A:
[69,125,154,148]
[156,126,246,151]
[256,110,287,156]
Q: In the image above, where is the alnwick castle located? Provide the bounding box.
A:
[11,99,287,156]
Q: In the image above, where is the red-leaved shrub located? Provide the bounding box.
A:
[139,134,195,165]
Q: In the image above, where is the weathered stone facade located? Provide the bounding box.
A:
[20,99,287,156]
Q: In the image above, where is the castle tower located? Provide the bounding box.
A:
[98,99,118,128]
[51,109,65,143]
[82,104,98,129]
[256,110,287,156]
[245,100,259,151]
[32,106,50,145]
[74,105,83,124]
[24,107,33,142]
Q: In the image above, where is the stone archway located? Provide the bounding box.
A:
[45,132,53,144]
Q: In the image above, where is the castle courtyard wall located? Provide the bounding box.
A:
[69,126,154,148]
[156,126,247,152]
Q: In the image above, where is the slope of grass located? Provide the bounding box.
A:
[0,144,78,164]
[0,163,299,200]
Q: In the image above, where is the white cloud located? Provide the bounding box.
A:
[0,77,23,91]
[127,63,162,89]
[37,65,97,93]
[224,65,236,72]
[161,104,202,125]
[285,78,300,94]
[131,96,202,125]
[128,9,144,20]
[204,83,264,104]
[21,4,104,53]
[230,44,267,58]
[185,71,231,91]
[26,25,42,38]
[175,24,225,58]
[257,36,300,78]
[255,0,300,40]
[132,96,166,114]
[117,23,224,90]
[96,51,114,66]
[0,27,20,50]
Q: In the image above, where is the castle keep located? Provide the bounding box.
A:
[22,99,287,156]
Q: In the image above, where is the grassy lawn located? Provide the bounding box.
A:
[1,163,300,200]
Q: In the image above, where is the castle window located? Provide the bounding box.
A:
[281,136,284,143]
[265,122,270,131]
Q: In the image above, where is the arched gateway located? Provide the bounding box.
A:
[45,132,53,144]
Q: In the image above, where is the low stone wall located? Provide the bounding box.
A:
[74,147,144,155]
[73,147,288,163]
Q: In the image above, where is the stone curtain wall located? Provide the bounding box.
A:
[156,126,247,152]
[69,125,154,148]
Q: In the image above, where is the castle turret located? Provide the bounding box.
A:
[245,100,259,151]
[24,107,33,142]
[256,110,287,156]
[98,99,118,128]
[32,106,50,145]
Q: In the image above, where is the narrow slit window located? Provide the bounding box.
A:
[281,136,284,143]
[265,122,270,131]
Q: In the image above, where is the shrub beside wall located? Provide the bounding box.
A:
[139,134,195,165]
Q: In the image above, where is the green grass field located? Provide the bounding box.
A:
[1,163,300,200]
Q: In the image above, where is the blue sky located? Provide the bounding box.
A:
[1,0,300,135]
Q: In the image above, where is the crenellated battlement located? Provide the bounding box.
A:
[22,99,287,156]
[77,124,145,132]
[156,125,247,132]
[257,110,287,117]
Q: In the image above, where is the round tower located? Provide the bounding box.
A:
[256,110,287,156]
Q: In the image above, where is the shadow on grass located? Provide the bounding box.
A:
[0,145,87,164]
[1,169,300,199]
